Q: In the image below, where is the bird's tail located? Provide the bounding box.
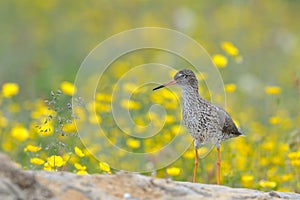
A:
[237,130,246,137]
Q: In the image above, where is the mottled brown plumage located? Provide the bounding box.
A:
[153,69,243,184]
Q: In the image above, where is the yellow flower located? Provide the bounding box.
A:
[74,146,85,157]
[30,157,45,165]
[221,161,231,176]
[259,180,277,188]
[68,156,79,164]
[96,103,111,112]
[0,115,8,127]
[165,115,175,124]
[43,162,53,170]
[282,173,293,182]
[77,170,88,175]
[96,93,112,102]
[277,188,291,192]
[241,175,254,187]
[24,145,42,153]
[166,167,181,176]
[221,41,239,56]
[31,100,56,119]
[99,162,111,172]
[120,99,141,110]
[267,167,276,178]
[288,151,300,160]
[264,86,281,95]
[259,157,269,167]
[126,138,141,149]
[205,163,214,172]
[61,81,76,96]
[212,54,228,68]
[123,83,138,93]
[269,116,281,125]
[134,118,147,126]
[261,141,275,151]
[2,140,13,151]
[63,153,71,162]
[183,149,194,160]
[158,89,177,101]
[225,83,236,93]
[198,147,209,156]
[2,82,19,98]
[47,155,64,167]
[89,113,102,124]
[63,121,77,133]
[11,125,29,141]
[74,163,87,170]
[171,125,182,134]
[271,156,283,165]
[236,156,247,171]
[73,107,86,121]
[290,159,300,167]
[279,143,289,152]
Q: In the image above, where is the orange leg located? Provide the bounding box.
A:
[217,147,221,185]
[193,149,198,183]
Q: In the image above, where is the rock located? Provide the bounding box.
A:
[0,153,299,200]
[0,153,53,200]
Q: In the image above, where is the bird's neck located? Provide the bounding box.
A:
[181,85,201,106]
[181,84,209,109]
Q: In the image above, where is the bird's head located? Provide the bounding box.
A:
[174,69,198,87]
[153,69,198,91]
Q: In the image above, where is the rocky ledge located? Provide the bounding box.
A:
[0,153,299,200]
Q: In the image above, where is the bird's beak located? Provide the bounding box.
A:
[152,79,177,91]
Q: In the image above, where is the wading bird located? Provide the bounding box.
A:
[153,69,243,184]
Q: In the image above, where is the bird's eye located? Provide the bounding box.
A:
[176,72,187,79]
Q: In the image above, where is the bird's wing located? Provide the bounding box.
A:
[216,107,240,135]
[215,106,227,128]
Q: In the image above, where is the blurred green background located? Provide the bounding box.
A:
[0,0,300,192]
[1,1,299,98]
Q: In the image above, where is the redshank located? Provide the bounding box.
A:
[153,69,243,184]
